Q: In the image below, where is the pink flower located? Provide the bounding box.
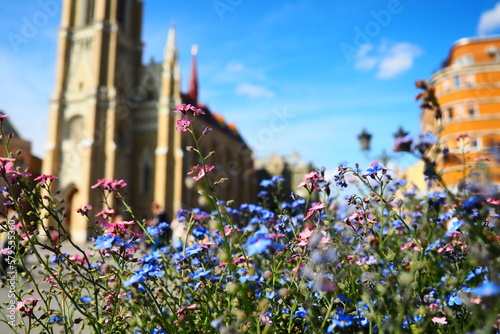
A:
[259,312,273,325]
[68,254,89,266]
[176,116,191,132]
[0,157,15,166]
[345,211,368,225]
[104,291,126,304]
[191,106,205,116]
[432,316,447,324]
[224,226,236,236]
[95,208,115,227]
[304,202,325,220]
[297,228,314,247]
[173,104,192,114]
[174,104,205,116]
[176,303,198,321]
[106,220,134,235]
[20,231,34,242]
[455,133,469,141]
[0,248,13,256]
[400,241,422,251]
[91,179,127,191]
[34,174,58,186]
[95,209,114,218]
[46,274,59,287]
[16,298,41,316]
[187,164,215,181]
[474,156,489,162]
[297,170,324,193]
[76,205,93,216]
[0,158,31,183]
[486,197,500,205]
[299,228,314,239]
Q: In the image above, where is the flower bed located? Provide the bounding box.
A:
[0,89,499,333]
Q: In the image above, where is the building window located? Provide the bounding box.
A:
[443,79,450,92]
[117,0,128,31]
[80,0,94,26]
[465,74,475,87]
[454,75,461,88]
[64,116,85,143]
[447,107,453,120]
[471,139,479,150]
[455,54,473,66]
[141,164,151,194]
[468,107,476,117]
[86,0,94,24]
[486,45,500,60]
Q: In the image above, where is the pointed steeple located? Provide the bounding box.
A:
[188,44,198,103]
[164,25,178,63]
[161,25,181,99]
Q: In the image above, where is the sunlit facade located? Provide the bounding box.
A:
[424,36,500,186]
[42,0,256,243]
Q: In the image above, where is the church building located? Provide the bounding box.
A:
[42,0,256,243]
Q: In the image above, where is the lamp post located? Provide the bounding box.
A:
[394,126,409,140]
[358,129,372,152]
[357,127,408,166]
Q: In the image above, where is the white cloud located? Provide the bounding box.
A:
[235,82,275,99]
[377,43,422,79]
[478,3,500,35]
[354,41,422,79]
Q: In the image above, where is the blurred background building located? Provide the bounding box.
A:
[423,35,500,186]
[255,151,314,198]
[0,111,42,183]
[42,0,255,243]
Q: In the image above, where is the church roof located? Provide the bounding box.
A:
[180,93,247,145]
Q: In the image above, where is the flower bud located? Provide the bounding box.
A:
[278,288,290,297]
[219,250,228,262]
[258,298,269,311]
[226,282,239,294]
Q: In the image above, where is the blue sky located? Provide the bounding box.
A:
[2,0,500,174]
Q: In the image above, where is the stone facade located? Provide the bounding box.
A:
[42,0,256,243]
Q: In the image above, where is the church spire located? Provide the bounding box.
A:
[164,25,178,63]
[188,44,198,103]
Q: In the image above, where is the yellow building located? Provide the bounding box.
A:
[42,0,256,243]
[424,36,500,186]
[255,151,315,198]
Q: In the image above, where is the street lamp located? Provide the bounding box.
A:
[357,127,407,166]
[358,129,372,152]
[394,126,409,139]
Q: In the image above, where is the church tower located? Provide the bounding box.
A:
[43,0,143,243]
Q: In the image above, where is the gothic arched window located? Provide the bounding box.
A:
[142,164,151,194]
[117,0,128,31]
[139,148,153,195]
[64,116,85,144]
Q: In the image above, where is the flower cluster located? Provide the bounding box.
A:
[91,178,127,191]
[1,97,500,334]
